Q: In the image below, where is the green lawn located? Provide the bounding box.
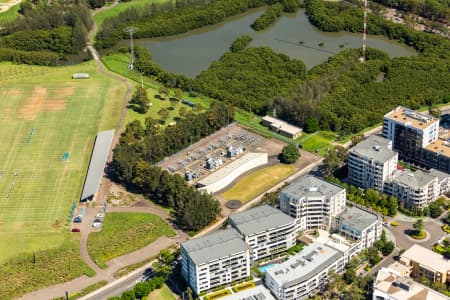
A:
[297,131,337,156]
[87,212,175,268]
[0,237,94,300]
[0,3,20,24]
[93,0,172,31]
[146,284,176,300]
[222,164,296,203]
[0,61,126,263]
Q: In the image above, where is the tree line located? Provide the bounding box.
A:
[372,0,449,22]
[251,3,284,31]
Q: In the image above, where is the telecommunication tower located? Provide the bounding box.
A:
[360,0,369,62]
[125,28,137,70]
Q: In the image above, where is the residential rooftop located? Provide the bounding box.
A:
[281,175,344,200]
[424,138,450,157]
[262,116,302,136]
[181,228,248,265]
[220,285,276,300]
[337,206,380,233]
[394,169,437,188]
[384,106,439,130]
[350,135,397,163]
[229,205,295,236]
[374,268,448,300]
[265,242,343,289]
[400,244,450,274]
[429,168,450,182]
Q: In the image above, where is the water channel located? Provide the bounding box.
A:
[130,8,416,77]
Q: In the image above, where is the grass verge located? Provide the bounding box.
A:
[87,212,175,268]
[0,237,94,300]
[146,284,176,300]
[0,3,20,25]
[222,164,296,203]
[53,280,108,300]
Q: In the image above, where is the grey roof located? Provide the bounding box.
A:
[428,168,450,182]
[80,130,115,201]
[281,175,344,200]
[266,242,343,288]
[350,135,397,163]
[181,228,248,265]
[229,205,294,236]
[394,169,436,188]
[337,206,380,232]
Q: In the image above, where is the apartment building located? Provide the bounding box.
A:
[348,135,398,192]
[181,228,251,295]
[228,205,298,261]
[373,267,449,300]
[422,138,450,174]
[384,169,440,209]
[383,106,439,164]
[332,206,382,249]
[265,242,345,300]
[399,244,450,284]
[280,175,346,231]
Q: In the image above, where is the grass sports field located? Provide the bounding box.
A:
[0,61,126,262]
[222,164,296,203]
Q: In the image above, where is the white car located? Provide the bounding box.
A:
[92,222,103,228]
[96,213,104,218]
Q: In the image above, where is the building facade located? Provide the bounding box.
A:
[280,175,346,231]
[422,138,450,174]
[348,135,398,192]
[228,205,298,261]
[383,106,439,164]
[181,229,251,295]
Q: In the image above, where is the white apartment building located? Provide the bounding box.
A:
[228,205,298,261]
[348,135,398,192]
[373,267,448,300]
[332,206,382,249]
[181,228,251,295]
[384,169,440,209]
[280,175,346,231]
[265,242,345,300]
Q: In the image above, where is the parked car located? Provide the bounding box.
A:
[73,216,82,223]
[94,218,103,223]
[96,213,104,218]
[71,228,80,232]
[92,222,102,228]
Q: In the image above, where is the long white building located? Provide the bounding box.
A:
[228,205,298,261]
[348,135,398,192]
[265,242,345,300]
[280,175,346,231]
[181,229,251,295]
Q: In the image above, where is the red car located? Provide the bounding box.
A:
[71,228,80,232]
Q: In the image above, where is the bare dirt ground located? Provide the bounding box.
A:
[19,86,71,120]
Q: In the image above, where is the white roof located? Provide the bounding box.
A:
[262,116,302,135]
[219,285,275,300]
[401,244,450,274]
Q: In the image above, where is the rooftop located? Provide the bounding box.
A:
[266,242,343,288]
[281,175,344,200]
[429,168,450,182]
[350,135,397,163]
[197,152,267,187]
[374,268,448,300]
[262,116,302,136]
[394,169,437,188]
[229,205,295,236]
[400,244,450,274]
[80,130,115,201]
[337,206,380,233]
[181,228,248,265]
[424,138,450,157]
[220,285,276,300]
[315,230,354,253]
[384,106,438,130]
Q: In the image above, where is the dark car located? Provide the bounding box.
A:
[73,216,82,223]
[71,228,80,232]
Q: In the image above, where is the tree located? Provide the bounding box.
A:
[186,287,194,300]
[368,246,381,265]
[324,146,347,175]
[157,108,170,121]
[131,86,150,113]
[281,143,300,164]
[413,218,424,233]
[387,196,398,216]
[159,86,169,99]
[305,117,319,133]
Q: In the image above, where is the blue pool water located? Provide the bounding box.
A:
[258,264,275,273]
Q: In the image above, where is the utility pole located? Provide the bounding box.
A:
[361,0,369,63]
[124,28,137,70]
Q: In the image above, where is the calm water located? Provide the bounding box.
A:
[131,9,416,77]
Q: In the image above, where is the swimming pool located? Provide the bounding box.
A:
[258,264,275,273]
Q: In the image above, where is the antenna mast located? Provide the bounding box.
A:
[125,28,137,70]
[361,0,368,63]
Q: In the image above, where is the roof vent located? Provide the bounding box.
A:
[309,187,318,192]
[373,145,380,151]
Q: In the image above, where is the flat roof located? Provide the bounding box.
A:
[424,138,450,157]
[337,206,380,232]
[429,168,450,182]
[384,106,438,130]
[262,115,302,135]
[315,230,354,253]
[281,175,344,200]
[197,152,267,186]
[220,285,276,300]
[266,242,343,289]
[181,228,248,265]
[229,205,294,236]
[394,169,436,189]
[350,135,397,163]
[400,244,450,274]
[80,130,115,201]
[375,268,448,300]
